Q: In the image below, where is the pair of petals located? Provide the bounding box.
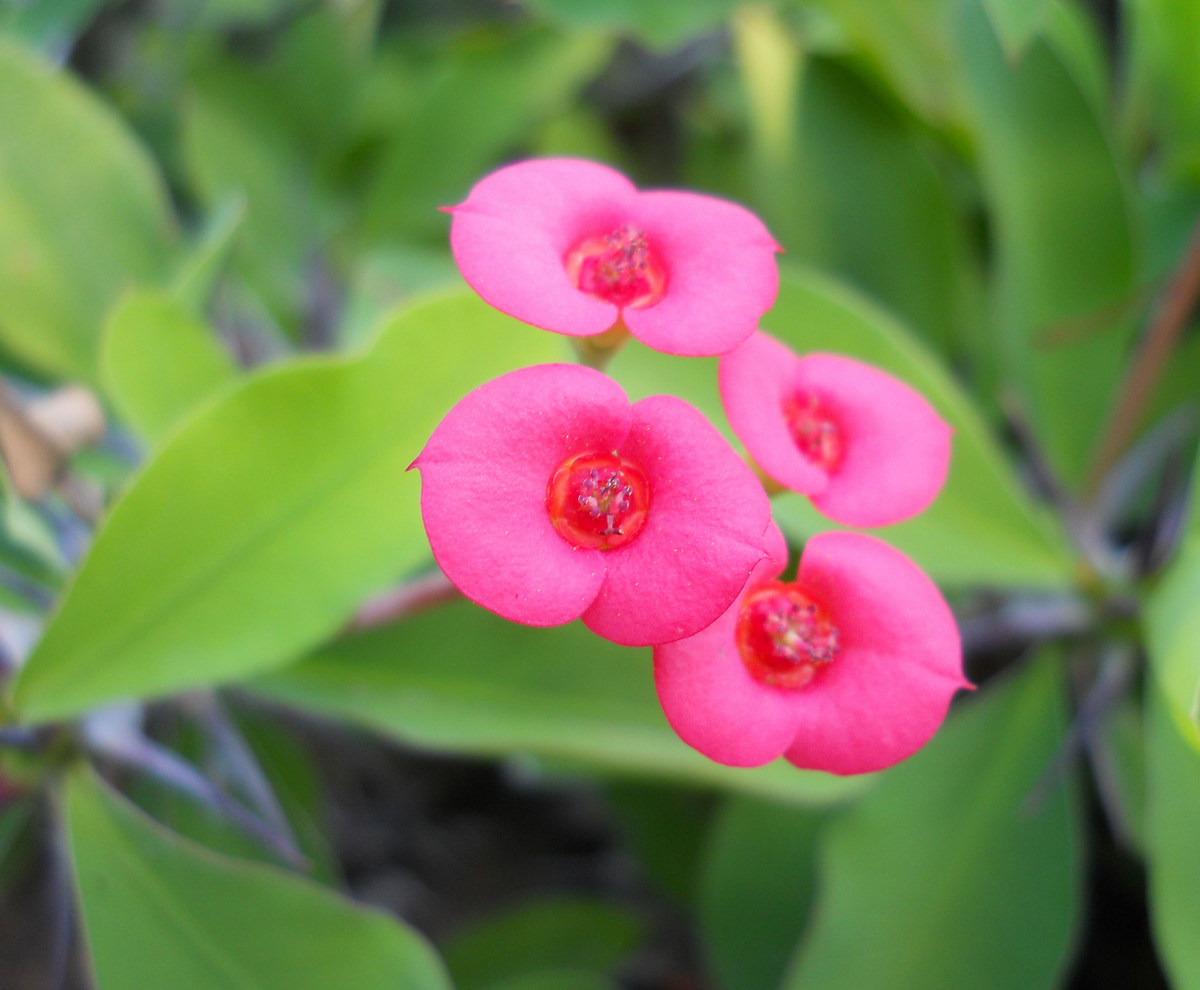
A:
[448,158,782,357]
[719,332,952,528]
[412,364,773,648]
[654,525,970,775]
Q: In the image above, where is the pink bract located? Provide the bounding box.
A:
[653,526,970,775]
[718,332,952,528]
[447,158,781,357]
[411,363,773,647]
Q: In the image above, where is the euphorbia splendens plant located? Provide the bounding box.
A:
[447,158,782,356]
[719,331,952,527]
[654,523,971,774]
[411,363,773,647]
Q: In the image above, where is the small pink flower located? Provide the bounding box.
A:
[411,363,773,647]
[718,332,952,527]
[654,524,970,775]
[446,158,781,357]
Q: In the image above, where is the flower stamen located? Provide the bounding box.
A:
[736,581,840,689]
[547,451,650,550]
[565,225,667,309]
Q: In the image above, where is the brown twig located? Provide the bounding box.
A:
[345,569,460,633]
[1087,212,1200,493]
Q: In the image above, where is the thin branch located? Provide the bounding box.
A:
[346,568,460,633]
[1087,211,1200,492]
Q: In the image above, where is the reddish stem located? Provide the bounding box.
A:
[1087,212,1200,493]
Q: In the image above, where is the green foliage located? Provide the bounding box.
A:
[67,767,452,990]
[101,291,239,443]
[782,660,1083,989]
[0,36,177,381]
[1145,537,1200,753]
[765,271,1074,588]
[1146,687,1200,989]
[13,293,566,723]
[441,897,643,990]
[956,0,1138,484]
[525,0,736,48]
[697,797,824,990]
[983,0,1053,57]
[254,597,869,804]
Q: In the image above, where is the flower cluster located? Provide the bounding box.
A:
[413,158,969,775]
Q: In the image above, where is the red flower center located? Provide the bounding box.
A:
[547,451,650,550]
[735,581,840,689]
[783,390,842,470]
[565,225,667,309]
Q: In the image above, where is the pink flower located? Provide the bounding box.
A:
[654,524,969,775]
[446,158,781,357]
[411,363,773,647]
[718,332,952,527]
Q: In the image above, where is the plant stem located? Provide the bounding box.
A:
[1087,211,1200,493]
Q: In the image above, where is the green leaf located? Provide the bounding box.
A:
[442,897,642,990]
[805,0,967,129]
[1146,686,1200,989]
[763,270,1073,588]
[171,195,248,314]
[1125,0,1200,183]
[484,974,619,990]
[956,0,1138,483]
[1145,537,1200,753]
[360,28,611,243]
[13,291,566,724]
[789,57,982,354]
[253,598,870,805]
[100,291,239,443]
[0,36,178,381]
[983,0,1052,59]
[697,797,823,990]
[0,0,104,52]
[67,767,451,990]
[526,0,736,48]
[782,660,1083,989]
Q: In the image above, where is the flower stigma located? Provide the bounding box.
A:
[736,581,840,689]
[547,451,650,550]
[565,224,667,309]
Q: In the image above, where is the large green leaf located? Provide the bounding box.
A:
[442,897,642,990]
[782,660,1083,989]
[253,598,869,805]
[790,58,982,355]
[1145,536,1200,754]
[0,37,177,381]
[100,291,239,443]
[12,292,566,723]
[697,797,823,990]
[763,270,1073,588]
[1146,687,1200,989]
[956,0,1138,483]
[67,768,451,990]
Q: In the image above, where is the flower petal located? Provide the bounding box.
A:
[796,354,952,528]
[718,332,830,495]
[582,395,773,646]
[413,364,632,627]
[783,532,968,775]
[448,159,635,337]
[622,191,781,356]
[653,598,800,767]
